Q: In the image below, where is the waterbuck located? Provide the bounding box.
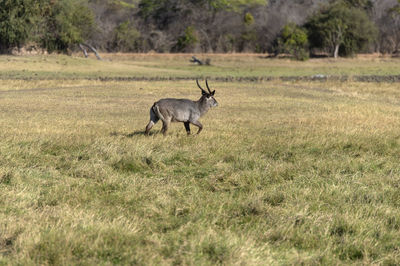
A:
[145,79,218,136]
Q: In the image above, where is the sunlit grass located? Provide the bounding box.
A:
[0,54,400,79]
[1,55,400,264]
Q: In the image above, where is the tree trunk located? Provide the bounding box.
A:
[79,44,88,58]
[333,44,340,58]
[80,43,102,60]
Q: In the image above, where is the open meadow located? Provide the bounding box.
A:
[1,54,400,264]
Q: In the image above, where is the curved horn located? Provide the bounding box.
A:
[196,79,206,93]
[205,79,212,94]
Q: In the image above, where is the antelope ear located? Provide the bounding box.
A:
[202,91,207,96]
[211,90,215,96]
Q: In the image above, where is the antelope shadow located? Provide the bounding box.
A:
[110,130,158,137]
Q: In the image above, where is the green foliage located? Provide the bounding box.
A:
[174,26,198,52]
[206,0,267,12]
[217,34,236,52]
[305,1,377,57]
[389,0,400,14]
[276,23,309,60]
[111,21,141,52]
[0,0,97,53]
[137,0,174,23]
[0,0,391,55]
[0,0,41,51]
[240,31,257,42]
[137,0,161,19]
[138,0,265,22]
[244,12,254,26]
[238,29,257,52]
[89,0,136,8]
[112,0,136,8]
[40,0,96,53]
[237,11,257,52]
[339,8,377,56]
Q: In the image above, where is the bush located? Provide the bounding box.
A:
[244,12,254,26]
[110,21,142,52]
[276,23,309,60]
[174,26,198,52]
[0,0,41,52]
[39,0,96,53]
[305,1,377,58]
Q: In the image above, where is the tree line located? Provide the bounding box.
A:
[1,0,400,59]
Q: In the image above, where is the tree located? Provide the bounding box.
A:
[138,0,182,29]
[378,0,400,54]
[237,12,257,52]
[174,26,198,52]
[276,23,309,60]
[255,0,326,54]
[0,0,41,52]
[110,21,142,52]
[39,0,96,53]
[392,0,400,13]
[136,0,267,52]
[88,0,137,51]
[305,1,377,58]
[0,0,100,54]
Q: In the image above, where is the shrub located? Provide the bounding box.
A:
[276,23,309,61]
[244,12,254,26]
[111,21,142,52]
[305,1,377,58]
[0,0,41,52]
[174,26,198,52]
[39,0,96,53]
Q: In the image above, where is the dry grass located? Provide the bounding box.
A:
[1,55,400,264]
[1,53,400,79]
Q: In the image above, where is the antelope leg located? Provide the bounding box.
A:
[191,121,203,135]
[184,122,191,135]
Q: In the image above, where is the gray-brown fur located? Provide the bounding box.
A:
[145,79,218,135]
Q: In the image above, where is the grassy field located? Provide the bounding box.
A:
[1,53,400,79]
[1,54,400,264]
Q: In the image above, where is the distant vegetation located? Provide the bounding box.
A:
[1,0,400,58]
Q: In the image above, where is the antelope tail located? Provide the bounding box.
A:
[152,103,165,122]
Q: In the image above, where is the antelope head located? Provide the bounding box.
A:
[196,79,218,108]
